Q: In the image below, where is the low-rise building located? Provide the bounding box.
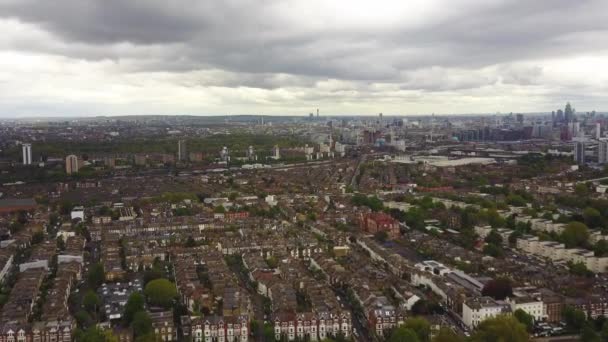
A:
[462,296,511,329]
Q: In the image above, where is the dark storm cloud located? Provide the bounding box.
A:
[0,0,607,105]
[1,0,607,87]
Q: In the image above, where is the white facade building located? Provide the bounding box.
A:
[462,297,511,329]
[22,143,32,165]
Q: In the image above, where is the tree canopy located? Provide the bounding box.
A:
[432,327,464,342]
[131,311,153,337]
[471,315,529,342]
[388,327,420,342]
[144,278,177,308]
[563,306,587,331]
[513,309,534,332]
[124,292,145,324]
[83,290,101,314]
[87,263,105,289]
[561,222,590,248]
[404,317,431,342]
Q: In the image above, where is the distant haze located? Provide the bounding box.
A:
[0,0,607,117]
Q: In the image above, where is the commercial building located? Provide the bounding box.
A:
[574,141,585,165]
[599,140,608,164]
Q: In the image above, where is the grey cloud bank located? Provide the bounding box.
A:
[0,0,607,117]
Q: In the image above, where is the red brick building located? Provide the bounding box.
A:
[359,213,400,239]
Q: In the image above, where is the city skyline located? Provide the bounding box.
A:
[0,0,607,117]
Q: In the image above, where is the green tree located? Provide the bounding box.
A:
[57,236,66,250]
[388,327,420,342]
[508,231,522,245]
[185,236,197,247]
[483,243,503,258]
[471,315,529,342]
[74,310,93,329]
[88,262,105,289]
[581,323,600,342]
[561,222,590,248]
[594,240,608,257]
[75,327,117,342]
[432,327,464,342]
[601,320,608,341]
[513,309,534,332]
[83,290,101,313]
[404,317,431,342]
[506,194,527,207]
[568,261,594,277]
[485,230,503,245]
[575,183,590,196]
[374,231,388,243]
[134,333,157,342]
[563,306,586,331]
[31,231,44,244]
[263,323,275,341]
[583,207,603,228]
[266,256,279,269]
[124,292,145,324]
[144,278,177,308]
[131,311,153,337]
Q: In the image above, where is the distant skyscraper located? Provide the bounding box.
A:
[599,141,608,164]
[272,145,280,160]
[220,146,230,162]
[572,122,580,137]
[556,109,564,122]
[516,114,524,125]
[565,102,574,122]
[178,140,187,161]
[66,154,79,174]
[596,123,602,140]
[246,145,257,161]
[22,143,32,165]
[316,108,319,118]
[574,141,585,165]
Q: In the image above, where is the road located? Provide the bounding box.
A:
[226,259,266,342]
[576,176,608,184]
[332,286,370,342]
[350,154,368,190]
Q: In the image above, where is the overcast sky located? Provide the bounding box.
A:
[0,0,607,117]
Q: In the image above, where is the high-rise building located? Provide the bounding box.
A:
[220,146,230,162]
[574,141,585,165]
[22,143,32,165]
[516,114,524,125]
[66,155,79,174]
[178,140,187,161]
[599,140,608,164]
[272,145,280,160]
[246,145,257,161]
[565,102,574,123]
[596,123,602,140]
[556,109,564,123]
